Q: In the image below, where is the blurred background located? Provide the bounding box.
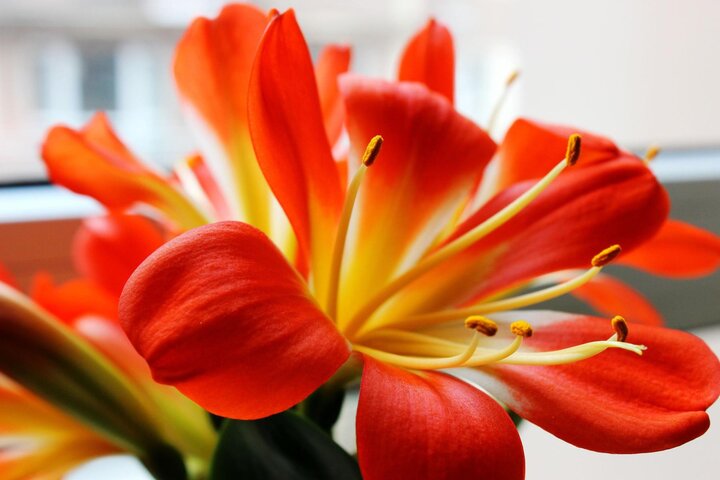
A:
[2,0,720,181]
[0,1,718,479]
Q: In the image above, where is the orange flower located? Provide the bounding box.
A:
[116,10,719,480]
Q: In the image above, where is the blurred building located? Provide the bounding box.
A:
[3,0,719,183]
[0,0,432,183]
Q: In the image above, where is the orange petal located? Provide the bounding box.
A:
[474,312,720,453]
[487,118,622,197]
[73,214,166,297]
[30,273,118,326]
[119,222,350,419]
[569,273,664,326]
[42,113,206,231]
[398,19,455,103]
[315,44,351,148]
[248,10,344,299]
[357,356,524,480]
[174,4,274,229]
[174,4,267,146]
[620,219,720,277]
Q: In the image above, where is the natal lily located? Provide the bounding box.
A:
[118,10,720,480]
[0,215,215,479]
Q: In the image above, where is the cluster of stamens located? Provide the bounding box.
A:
[323,131,647,371]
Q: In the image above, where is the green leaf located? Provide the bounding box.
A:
[301,386,346,433]
[210,411,361,480]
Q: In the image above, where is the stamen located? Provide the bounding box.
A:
[402,245,619,327]
[465,315,498,336]
[643,145,661,164]
[462,320,532,366]
[487,70,520,135]
[345,135,582,338]
[352,331,481,370]
[510,320,533,338]
[611,315,629,342]
[592,244,622,267]
[326,135,383,319]
[359,329,467,351]
[499,339,645,365]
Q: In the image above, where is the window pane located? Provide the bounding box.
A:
[80,43,116,111]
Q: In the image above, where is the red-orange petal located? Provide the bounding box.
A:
[119,221,350,419]
[248,10,344,284]
[455,158,667,298]
[398,19,455,103]
[476,312,720,453]
[73,214,166,298]
[30,273,118,326]
[174,4,275,229]
[315,44,351,148]
[174,3,267,145]
[489,118,622,196]
[357,356,524,480]
[620,219,720,277]
[42,113,205,230]
[571,273,664,326]
[339,76,496,318]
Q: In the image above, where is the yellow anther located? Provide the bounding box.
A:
[362,135,384,166]
[591,244,622,267]
[510,321,533,338]
[565,134,582,166]
[465,315,498,337]
[611,315,629,342]
[185,154,202,168]
[643,145,661,163]
[505,70,520,86]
